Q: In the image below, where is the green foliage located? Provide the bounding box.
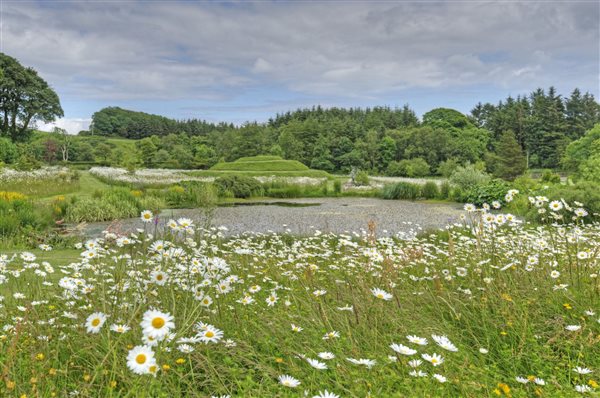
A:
[163,182,218,208]
[353,170,370,186]
[0,198,48,237]
[464,179,511,206]
[487,130,527,180]
[213,175,263,199]
[540,169,561,184]
[436,158,460,177]
[449,164,491,191]
[386,158,430,177]
[0,137,18,163]
[439,181,451,199]
[0,53,63,140]
[211,156,309,172]
[473,88,600,169]
[333,179,342,195]
[421,181,440,199]
[65,188,165,222]
[382,182,421,200]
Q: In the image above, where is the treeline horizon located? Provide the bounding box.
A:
[85,87,600,173]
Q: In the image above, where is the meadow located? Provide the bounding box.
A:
[0,192,599,397]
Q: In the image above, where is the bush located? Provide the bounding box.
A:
[387,158,430,177]
[213,175,263,198]
[439,181,451,199]
[540,169,561,184]
[464,179,511,206]
[354,171,370,186]
[163,182,218,208]
[421,181,439,199]
[450,164,491,191]
[0,198,49,237]
[436,159,460,177]
[382,182,421,200]
[333,180,342,195]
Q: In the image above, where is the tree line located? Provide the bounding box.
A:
[1,52,599,179]
[86,88,599,178]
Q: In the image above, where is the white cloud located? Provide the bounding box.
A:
[2,1,598,113]
[36,118,92,135]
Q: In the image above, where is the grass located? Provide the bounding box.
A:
[210,156,317,173]
[0,199,598,397]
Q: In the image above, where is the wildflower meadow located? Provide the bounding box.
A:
[0,191,599,397]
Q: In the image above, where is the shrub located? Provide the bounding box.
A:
[439,181,451,199]
[540,169,561,184]
[213,175,263,198]
[333,180,342,195]
[354,171,370,186]
[382,182,421,200]
[0,198,48,237]
[387,158,430,177]
[421,181,439,199]
[450,164,490,191]
[437,159,460,177]
[464,179,511,206]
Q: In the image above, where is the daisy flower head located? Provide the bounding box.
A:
[141,309,175,339]
[110,324,130,333]
[278,374,301,388]
[431,334,458,352]
[371,287,393,301]
[323,331,340,340]
[464,203,476,212]
[306,358,328,370]
[126,345,156,375]
[198,325,223,344]
[575,385,592,393]
[573,367,593,375]
[390,343,417,356]
[86,312,107,334]
[433,374,447,383]
[318,352,335,360]
[266,292,278,306]
[422,353,444,366]
[549,200,563,211]
[150,270,168,285]
[140,210,154,223]
[407,335,428,345]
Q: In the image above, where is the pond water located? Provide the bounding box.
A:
[80,198,464,239]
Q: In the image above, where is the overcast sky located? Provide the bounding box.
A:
[3,0,599,133]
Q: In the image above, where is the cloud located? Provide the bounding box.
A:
[2,1,598,120]
[37,118,92,135]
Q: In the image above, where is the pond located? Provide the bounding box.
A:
[80,198,464,239]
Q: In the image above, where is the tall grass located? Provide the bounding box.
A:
[0,199,598,396]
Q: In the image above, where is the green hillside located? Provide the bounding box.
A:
[211,156,309,172]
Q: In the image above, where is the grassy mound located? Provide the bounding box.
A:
[210,156,310,172]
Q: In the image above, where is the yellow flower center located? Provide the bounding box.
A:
[205,331,214,338]
[152,317,165,329]
[156,275,163,281]
[91,318,101,327]
[377,294,384,298]
[136,354,147,364]
[431,359,438,364]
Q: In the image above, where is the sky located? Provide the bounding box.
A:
[3,0,599,133]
